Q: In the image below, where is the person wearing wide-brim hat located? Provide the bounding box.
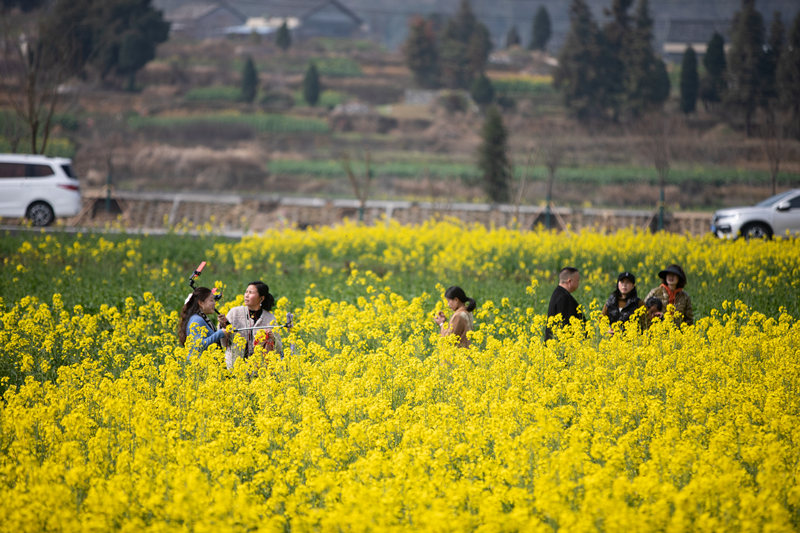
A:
[645,264,693,325]
[602,271,644,328]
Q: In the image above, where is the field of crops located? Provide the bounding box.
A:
[1,222,799,531]
[127,112,330,134]
[267,157,800,189]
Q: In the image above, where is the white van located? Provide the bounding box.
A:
[0,154,82,226]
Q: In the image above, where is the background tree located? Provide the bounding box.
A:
[340,151,373,221]
[760,12,784,107]
[529,6,552,51]
[0,0,87,153]
[117,31,149,91]
[680,46,699,114]
[777,12,800,138]
[505,25,521,49]
[554,0,613,122]
[404,16,440,89]
[601,0,633,119]
[303,62,321,106]
[470,72,495,106]
[439,0,491,89]
[700,32,727,109]
[636,112,673,231]
[240,55,258,103]
[275,20,291,52]
[541,135,566,229]
[727,0,765,136]
[478,105,512,203]
[623,0,669,118]
[82,0,169,88]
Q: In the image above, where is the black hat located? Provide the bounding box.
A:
[658,264,687,288]
[617,271,635,283]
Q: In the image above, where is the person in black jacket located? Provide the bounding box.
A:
[545,266,583,341]
[601,271,643,329]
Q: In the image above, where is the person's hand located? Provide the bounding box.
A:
[434,310,446,326]
[218,314,229,328]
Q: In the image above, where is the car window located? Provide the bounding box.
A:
[756,190,796,207]
[0,162,26,178]
[27,164,55,177]
[789,195,800,209]
[61,164,76,178]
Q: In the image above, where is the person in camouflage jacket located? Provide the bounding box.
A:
[645,264,693,325]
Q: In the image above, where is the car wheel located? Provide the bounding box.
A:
[26,201,55,226]
[741,222,772,240]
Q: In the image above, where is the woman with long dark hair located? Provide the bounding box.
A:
[434,285,476,348]
[224,281,283,369]
[178,286,227,357]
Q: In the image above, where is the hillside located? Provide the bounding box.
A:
[3,26,800,212]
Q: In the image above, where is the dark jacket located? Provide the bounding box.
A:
[603,294,643,325]
[545,285,583,341]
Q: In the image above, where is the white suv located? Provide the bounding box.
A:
[0,154,82,226]
[711,189,800,239]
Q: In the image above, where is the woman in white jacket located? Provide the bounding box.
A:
[222,281,283,370]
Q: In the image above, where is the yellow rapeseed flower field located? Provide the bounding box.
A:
[1,222,799,531]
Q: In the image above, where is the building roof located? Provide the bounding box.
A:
[165,1,247,23]
[239,0,362,25]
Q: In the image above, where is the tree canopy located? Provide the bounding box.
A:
[777,11,800,137]
[700,32,727,108]
[404,16,440,89]
[554,0,614,122]
[727,0,766,136]
[439,0,492,89]
[554,0,668,123]
[680,46,699,114]
[240,56,258,103]
[530,6,552,51]
[275,20,291,51]
[478,105,512,203]
[403,0,491,91]
[303,62,321,106]
[505,25,521,49]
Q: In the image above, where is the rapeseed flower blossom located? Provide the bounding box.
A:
[1,223,799,530]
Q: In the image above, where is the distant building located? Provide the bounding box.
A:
[165,2,247,39]
[662,19,731,60]
[277,0,366,40]
[164,0,365,41]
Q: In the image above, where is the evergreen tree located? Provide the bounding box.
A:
[700,32,727,108]
[680,46,699,114]
[439,39,471,89]
[530,6,552,51]
[303,62,320,106]
[727,0,765,136]
[117,30,149,91]
[761,12,785,105]
[466,23,492,77]
[478,105,512,203]
[554,0,613,121]
[404,16,440,88]
[506,25,520,48]
[470,72,495,106]
[601,0,633,119]
[84,0,169,83]
[275,20,291,51]
[240,55,258,103]
[439,0,491,89]
[623,0,669,117]
[777,12,800,137]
